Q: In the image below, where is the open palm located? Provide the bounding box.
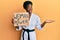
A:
[45,19,54,23]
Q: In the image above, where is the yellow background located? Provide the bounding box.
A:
[0,0,60,40]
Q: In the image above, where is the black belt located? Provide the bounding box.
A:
[22,28,35,40]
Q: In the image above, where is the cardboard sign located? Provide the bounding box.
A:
[13,12,29,27]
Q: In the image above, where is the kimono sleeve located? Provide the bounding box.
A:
[36,16,42,30]
[16,26,22,31]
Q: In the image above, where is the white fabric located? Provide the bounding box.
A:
[16,13,42,40]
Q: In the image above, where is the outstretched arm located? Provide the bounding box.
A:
[41,19,54,28]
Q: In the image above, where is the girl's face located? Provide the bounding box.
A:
[26,4,32,13]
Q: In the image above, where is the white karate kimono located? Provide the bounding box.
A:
[16,13,42,40]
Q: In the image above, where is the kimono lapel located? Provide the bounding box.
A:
[29,13,33,25]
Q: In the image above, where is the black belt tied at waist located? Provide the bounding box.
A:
[22,28,35,40]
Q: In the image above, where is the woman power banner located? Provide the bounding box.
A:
[13,12,29,27]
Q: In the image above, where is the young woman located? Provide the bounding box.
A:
[12,1,54,40]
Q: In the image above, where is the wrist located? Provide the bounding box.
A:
[44,21,47,24]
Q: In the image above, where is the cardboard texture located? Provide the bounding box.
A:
[14,12,29,27]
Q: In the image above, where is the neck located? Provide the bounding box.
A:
[26,11,32,20]
[26,11,32,15]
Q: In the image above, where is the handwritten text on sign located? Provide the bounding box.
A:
[14,13,29,27]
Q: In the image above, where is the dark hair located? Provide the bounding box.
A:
[23,1,33,9]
